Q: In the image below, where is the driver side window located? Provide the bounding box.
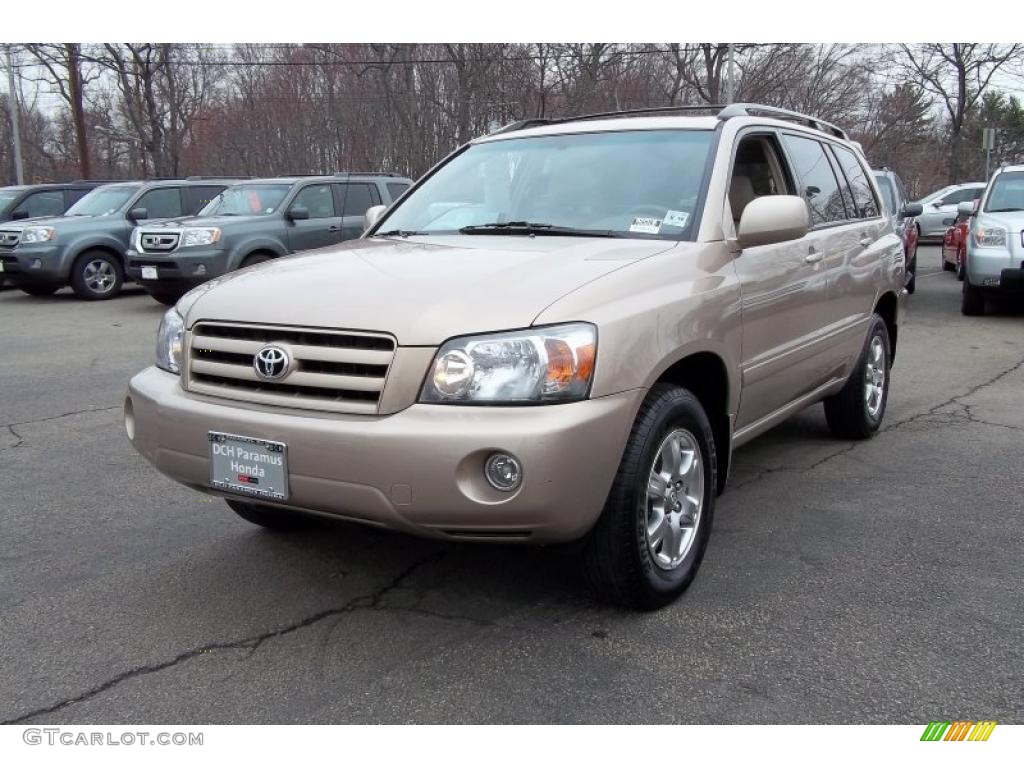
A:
[728,135,793,225]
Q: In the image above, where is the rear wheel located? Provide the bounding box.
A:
[71,250,123,300]
[942,254,954,272]
[19,283,60,297]
[226,499,313,531]
[824,314,890,439]
[906,254,917,294]
[583,384,716,610]
[961,277,985,316]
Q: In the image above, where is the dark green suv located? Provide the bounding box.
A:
[0,178,240,300]
[125,173,412,305]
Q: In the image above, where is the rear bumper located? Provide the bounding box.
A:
[125,366,644,542]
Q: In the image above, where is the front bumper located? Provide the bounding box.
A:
[966,244,1024,290]
[0,243,65,282]
[126,247,228,288]
[126,367,644,542]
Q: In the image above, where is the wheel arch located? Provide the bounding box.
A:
[873,291,899,363]
[227,238,287,270]
[652,350,733,495]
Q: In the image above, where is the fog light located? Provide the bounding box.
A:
[484,453,522,492]
[194,264,206,275]
[31,258,42,269]
[123,397,135,441]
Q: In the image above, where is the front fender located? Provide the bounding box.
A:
[226,236,289,271]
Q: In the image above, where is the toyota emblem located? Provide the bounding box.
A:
[253,345,290,380]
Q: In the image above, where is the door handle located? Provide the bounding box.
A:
[804,249,823,264]
[328,226,341,232]
[858,236,873,247]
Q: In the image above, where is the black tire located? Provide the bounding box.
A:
[241,253,273,269]
[961,277,985,316]
[19,283,60,297]
[70,250,123,300]
[942,255,954,272]
[955,251,965,281]
[824,314,890,440]
[906,255,917,294]
[583,384,717,610]
[226,498,313,531]
[147,288,185,307]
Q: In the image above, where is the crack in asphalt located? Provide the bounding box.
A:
[732,355,1024,490]
[1,551,457,725]
[5,424,24,449]
[2,404,121,432]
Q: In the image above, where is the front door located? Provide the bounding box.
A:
[286,184,344,252]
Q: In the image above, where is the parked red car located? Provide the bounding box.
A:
[941,202,975,280]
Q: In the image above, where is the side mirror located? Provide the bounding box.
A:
[11,210,29,220]
[363,204,387,232]
[287,205,310,221]
[932,201,943,208]
[901,202,923,219]
[127,207,148,222]
[957,201,976,218]
[737,195,809,249]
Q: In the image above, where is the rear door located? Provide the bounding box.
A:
[336,182,381,241]
[285,183,343,251]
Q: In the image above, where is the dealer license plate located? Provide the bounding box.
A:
[209,432,288,500]
[141,266,158,280]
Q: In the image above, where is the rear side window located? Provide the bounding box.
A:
[291,184,336,218]
[65,188,92,206]
[386,182,410,203]
[183,185,226,215]
[832,145,879,218]
[14,190,66,218]
[341,183,381,216]
[874,175,896,213]
[136,188,183,218]
[781,134,848,226]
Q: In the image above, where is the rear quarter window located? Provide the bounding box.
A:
[386,182,410,203]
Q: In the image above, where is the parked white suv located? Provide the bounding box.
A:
[960,165,1024,315]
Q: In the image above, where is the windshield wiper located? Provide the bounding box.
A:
[459,221,619,237]
[375,229,427,237]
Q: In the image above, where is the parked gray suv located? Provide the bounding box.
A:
[125,173,412,305]
[0,178,238,300]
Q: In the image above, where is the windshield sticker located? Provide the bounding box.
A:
[664,210,690,228]
[629,217,662,234]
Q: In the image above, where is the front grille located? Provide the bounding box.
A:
[0,230,20,249]
[138,232,180,252]
[186,322,396,414]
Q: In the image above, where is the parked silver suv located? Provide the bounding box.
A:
[125,104,906,608]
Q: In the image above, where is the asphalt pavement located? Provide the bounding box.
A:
[1,245,1021,724]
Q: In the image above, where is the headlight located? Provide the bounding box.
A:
[20,226,56,244]
[973,225,1006,248]
[155,308,185,374]
[420,323,596,404]
[180,227,221,247]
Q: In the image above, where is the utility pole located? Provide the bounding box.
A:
[4,45,25,185]
[725,43,736,104]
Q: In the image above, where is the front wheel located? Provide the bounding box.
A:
[71,251,123,300]
[961,277,985,316]
[583,384,716,610]
[824,314,890,439]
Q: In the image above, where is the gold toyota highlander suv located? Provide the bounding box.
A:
[125,104,907,609]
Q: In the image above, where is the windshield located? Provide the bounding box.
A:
[915,186,955,205]
[65,186,137,216]
[377,129,714,238]
[984,172,1024,213]
[0,190,22,214]
[874,175,895,213]
[200,184,291,216]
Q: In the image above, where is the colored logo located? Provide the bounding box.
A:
[920,721,996,742]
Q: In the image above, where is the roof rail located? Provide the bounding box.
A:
[490,105,726,135]
[331,171,402,178]
[716,103,848,140]
[185,175,252,180]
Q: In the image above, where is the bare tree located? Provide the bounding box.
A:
[898,43,1023,182]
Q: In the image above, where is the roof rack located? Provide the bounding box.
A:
[185,175,252,180]
[491,103,849,141]
[331,171,402,178]
[716,103,848,139]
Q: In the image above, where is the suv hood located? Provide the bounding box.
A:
[1,214,119,234]
[184,235,677,346]
[141,214,264,229]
